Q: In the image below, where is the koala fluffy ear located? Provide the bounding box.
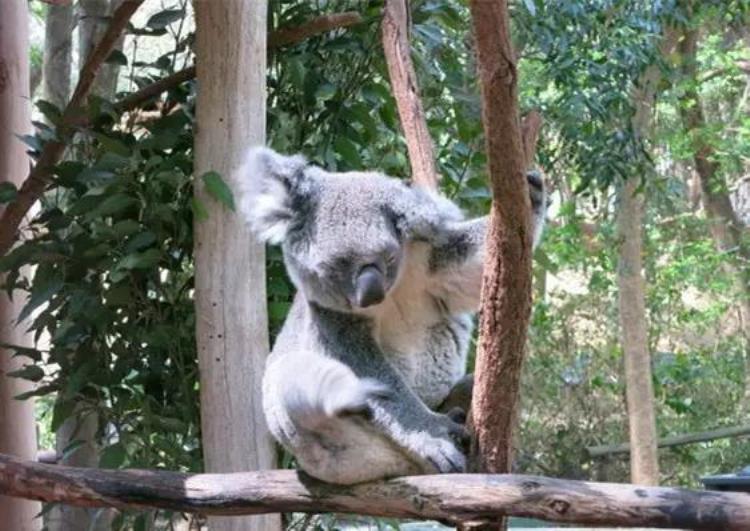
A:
[236,146,309,244]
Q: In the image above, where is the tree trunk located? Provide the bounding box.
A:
[677,27,750,413]
[466,3,533,529]
[79,0,123,98]
[614,56,666,486]
[43,2,73,108]
[0,2,42,529]
[194,2,279,531]
[616,178,659,485]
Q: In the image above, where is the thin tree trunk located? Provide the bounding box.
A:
[43,2,73,108]
[614,56,666,486]
[466,2,533,528]
[678,27,750,413]
[194,1,279,531]
[0,2,42,529]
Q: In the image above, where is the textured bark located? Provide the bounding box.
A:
[678,28,750,412]
[2,453,750,529]
[382,0,439,188]
[193,2,279,530]
[0,0,143,259]
[467,0,532,479]
[43,2,73,108]
[0,3,42,529]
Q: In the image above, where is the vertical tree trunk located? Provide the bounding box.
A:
[43,2,73,108]
[616,178,659,485]
[615,58,664,486]
[79,0,123,98]
[466,4,532,530]
[678,27,750,412]
[194,2,279,531]
[0,2,42,529]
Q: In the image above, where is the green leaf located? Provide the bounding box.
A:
[36,100,62,124]
[106,49,128,66]
[100,444,127,469]
[115,248,162,271]
[0,342,42,362]
[192,198,209,221]
[15,133,42,152]
[0,182,18,204]
[87,194,137,218]
[201,171,235,211]
[7,365,45,383]
[146,9,185,29]
[18,280,64,323]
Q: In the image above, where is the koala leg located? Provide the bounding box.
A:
[264,353,424,484]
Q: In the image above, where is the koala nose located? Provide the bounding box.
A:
[354,264,385,308]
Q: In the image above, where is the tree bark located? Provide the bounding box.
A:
[0,2,42,529]
[194,2,279,531]
[382,0,439,188]
[2,453,750,530]
[677,27,750,413]
[43,2,73,108]
[467,0,532,473]
[78,0,123,98]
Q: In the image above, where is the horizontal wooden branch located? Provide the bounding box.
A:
[588,424,750,457]
[1,454,749,529]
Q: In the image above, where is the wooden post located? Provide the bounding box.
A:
[0,2,41,529]
[194,1,279,530]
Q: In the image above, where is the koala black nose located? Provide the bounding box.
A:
[354,264,385,308]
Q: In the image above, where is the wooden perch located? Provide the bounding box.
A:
[1,453,749,529]
[588,424,750,457]
[382,0,439,189]
[0,0,144,258]
[0,9,363,259]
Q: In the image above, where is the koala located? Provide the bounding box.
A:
[237,146,547,485]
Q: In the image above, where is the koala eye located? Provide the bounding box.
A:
[382,208,403,241]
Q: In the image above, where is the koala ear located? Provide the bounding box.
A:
[236,146,309,244]
[389,185,465,240]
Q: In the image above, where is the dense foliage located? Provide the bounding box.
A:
[2,0,749,528]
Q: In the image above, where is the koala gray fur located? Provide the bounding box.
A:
[237,146,547,484]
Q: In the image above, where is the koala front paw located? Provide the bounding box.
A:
[413,414,468,474]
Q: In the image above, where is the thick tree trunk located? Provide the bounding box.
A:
[0,2,42,529]
[194,2,279,531]
[615,59,664,486]
[678,28,750,413]
[43,2,73,108]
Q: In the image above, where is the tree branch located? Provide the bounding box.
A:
[0,0,144,258]
[1,453,748,529]
[0,9,363,258]
[382,0,439,189]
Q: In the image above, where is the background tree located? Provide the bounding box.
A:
[0,2,41,529]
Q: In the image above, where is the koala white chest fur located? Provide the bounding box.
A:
[238,146,546,484]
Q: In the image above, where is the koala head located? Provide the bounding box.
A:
[237,147,463,313]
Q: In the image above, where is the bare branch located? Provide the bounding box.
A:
[0,453,749,529]
[269,11,361,48]
[382,0,439,189]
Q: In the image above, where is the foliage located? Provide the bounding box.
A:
[4,0,750,528]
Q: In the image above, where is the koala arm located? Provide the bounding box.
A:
[312,305,467,473]
[426,172,548,314]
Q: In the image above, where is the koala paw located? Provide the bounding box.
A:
[413,414,468,474]
[526,169,548,211]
